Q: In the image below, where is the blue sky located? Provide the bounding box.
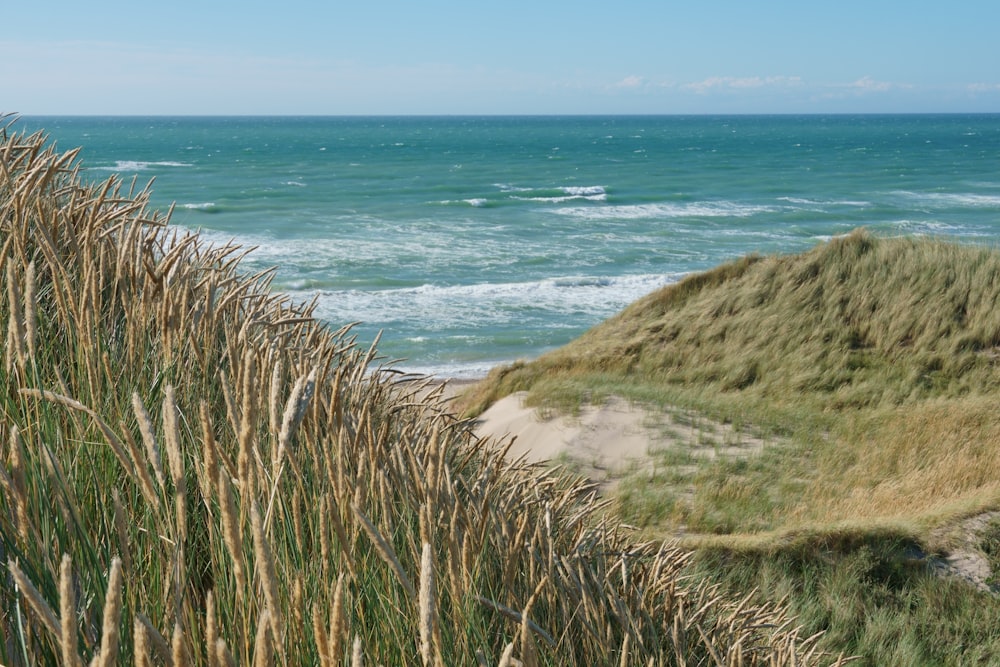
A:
[4,1,998,115]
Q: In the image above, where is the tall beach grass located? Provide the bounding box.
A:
[0,117,842,664]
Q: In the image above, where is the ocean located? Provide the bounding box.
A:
[17,115,1000,378]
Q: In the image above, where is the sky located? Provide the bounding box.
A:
[3,1,999,115]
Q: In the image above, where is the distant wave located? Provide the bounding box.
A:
[439,198,491,207]
[391,359,508,380]
[290,272,683,332]
[180,202,220,213]
[438,183,608,208]
[562,186,607,196]
[889,220,991,237]
[892,191,1000,208]
[398,273,674,301]
[184,225,505,270]
[553,201,775,221]
[93,160,193,172]
[515,193,608,204]
[777,197,871,208]
[499,184,608,204]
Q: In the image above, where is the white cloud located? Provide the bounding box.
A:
[683,76,803,94]
[811,76,914,102]
[847,76,896,92]
[615,75,645,89]
[968,82,1000,92]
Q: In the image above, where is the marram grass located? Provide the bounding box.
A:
[0,117,845,664]
[462,228,1000,537]
[462,230,1000,416]
[458,220,1000,662]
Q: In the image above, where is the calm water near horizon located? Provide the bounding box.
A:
[17,115,1000,378]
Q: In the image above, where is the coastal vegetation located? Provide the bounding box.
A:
[461,229,1000,663]
[0,123,846,663]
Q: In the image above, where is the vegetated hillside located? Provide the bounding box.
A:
[463,231,1000,533]
[462,231,1000,664]
[0,121,842,664]
[466,230,1000,416]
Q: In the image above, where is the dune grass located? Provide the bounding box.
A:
[462,229,1000,534]
[460,229,1000,663]
[0,119,847,664]
[691,532,1000,666]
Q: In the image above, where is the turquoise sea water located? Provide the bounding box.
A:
[18,115,1000,378]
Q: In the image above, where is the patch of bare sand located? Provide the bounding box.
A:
[472,391,766,492]
[927,511,1000,594]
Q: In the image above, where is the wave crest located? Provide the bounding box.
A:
[94,160,193,172]
[554,201,775,221]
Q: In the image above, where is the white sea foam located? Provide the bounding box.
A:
[777,197,871,207]
[562,186,606,196]
[553,201,775,221]
[94,160,193,172]
[436,199,484,207]
[295,273,683,334]
[516,193,608,204]
[181,222,513,273]
[893,191,1000,208]
[890,219,974,235]
[180,202,218,212]
[393,360,505,380]
[707,228,791,241]
[505,184,608,204]
[498,184,606,196]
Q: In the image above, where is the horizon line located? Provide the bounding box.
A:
[15,111,1000,119]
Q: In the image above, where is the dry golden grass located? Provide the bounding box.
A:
[0,116,845,664]
[447,208,1000,665]
[455,213,1000,661]
[798,396,1000,529]
[462,228,1000,542]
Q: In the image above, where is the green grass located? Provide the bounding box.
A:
[693,534,1000,666]
[978,515,1000,589]
[0,118,838,664]
[461,229,1000,662]
[462,230,1000,530]
[463,230,1000,417]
